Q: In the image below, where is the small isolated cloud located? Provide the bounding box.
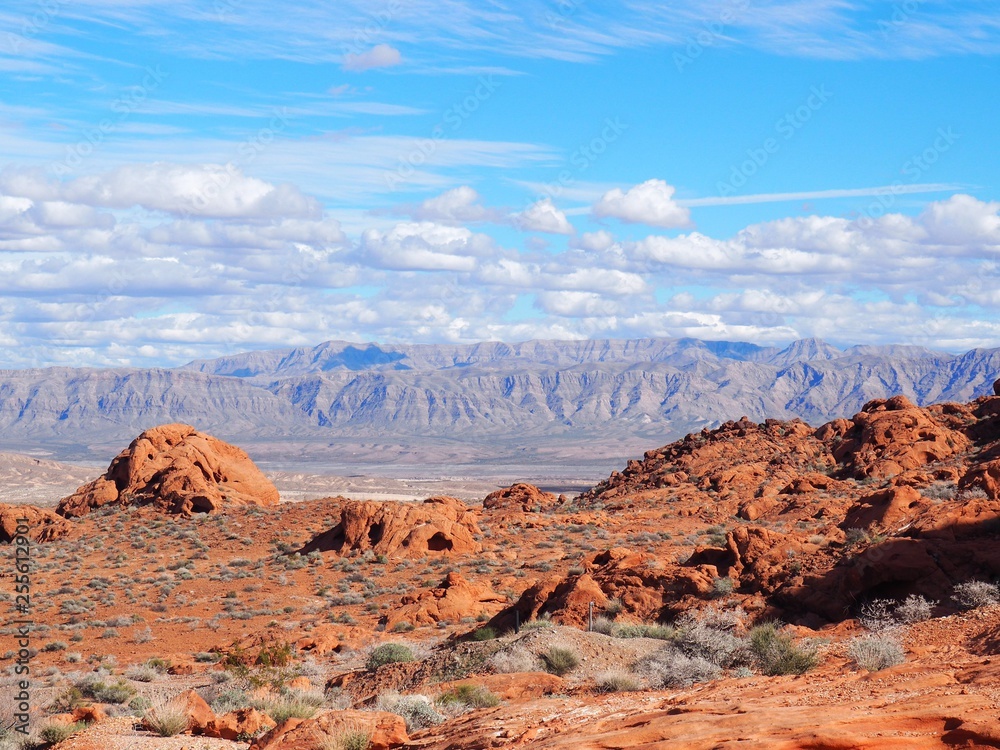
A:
[593,179,692,229]
[513,198,574,235]
[342,44,403,72]
[408,186,503,224]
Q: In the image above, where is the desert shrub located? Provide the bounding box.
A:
[126,664,159,683]
[210,687,252,714]
[712,577,734,597]
[75,673,136,704]
[640,647,721,687]
[487,647,539,674]
[391,622,415,633]
[612,623,677,641]
[591,616,615,635]
[253,691,322,723]
[323,730,372,750]
[922,481,956,501]
[953,580,1000,609]
[436,684,500,709]
[366,643,414,671]
[857,599,897,632]
[673,611,748,668]
[895,595,935,624]
[748,622,819,676]
[957,486,990,501]
[470,627,497,641]
[848,633,905,672]
[594,670,642,693]
[542,646,579,676]
[38,721,86,744]
[521,617,554,630]
[604,598,624,618]
[144,701,189,736]
[375,692,443,732]
[845,527,870,546]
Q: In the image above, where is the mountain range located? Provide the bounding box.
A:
[2,337,999,469]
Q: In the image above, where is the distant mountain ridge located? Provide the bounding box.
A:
[2,337,999,465]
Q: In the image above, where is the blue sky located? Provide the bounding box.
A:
[1,0,999,367]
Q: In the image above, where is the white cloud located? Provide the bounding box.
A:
[593,179,692,229]
[407,186,502,224]
[570,230,616,252]
[513,198,574,234]
[360,221,490,271]
[342,44,403,72]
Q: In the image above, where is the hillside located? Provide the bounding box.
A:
[1,337,999,468]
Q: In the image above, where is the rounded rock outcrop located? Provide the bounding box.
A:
[57,423,279,517]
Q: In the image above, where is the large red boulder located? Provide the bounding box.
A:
[299,496,480,558]
[57,424,279,517]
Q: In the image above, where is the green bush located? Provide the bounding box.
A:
[470,627,497,641]
[436,683,500,709]
[748,622,818,675]
[542,646,579,676]
[366,643,414,671]
[39,721,86,744]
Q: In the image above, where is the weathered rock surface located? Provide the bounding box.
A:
[385,571,506,630]
[483,482,559,512]
[249,710,407,750]
[299,496,480,558]
[57,423,279,517]
[0,503,72,542]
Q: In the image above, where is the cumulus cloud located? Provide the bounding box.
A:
[570,230,616,252]
[1,164,321,219]
[342,44,403,72]
[513,198,574,234]
[593,179,692,229]
[360,221,493,272]
[405,186,503,224]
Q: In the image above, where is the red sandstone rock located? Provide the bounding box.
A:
[299,496,480,558]
[249,710,407,750]
[205,707,276,740]
[483,483,559,512]
[385,571,506,630]
[57,423,279,517]
[0,503,72,542]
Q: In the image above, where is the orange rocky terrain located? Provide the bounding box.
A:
[2,387,1000,749]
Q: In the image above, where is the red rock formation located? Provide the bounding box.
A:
[57,423,279,517]
[483,483,559,512]
[0,503,72,543]
[204,708,276,740]
[385,572,506,630]
[299,496,480,558]
[820,395,970,478]
[249,710,407,750]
